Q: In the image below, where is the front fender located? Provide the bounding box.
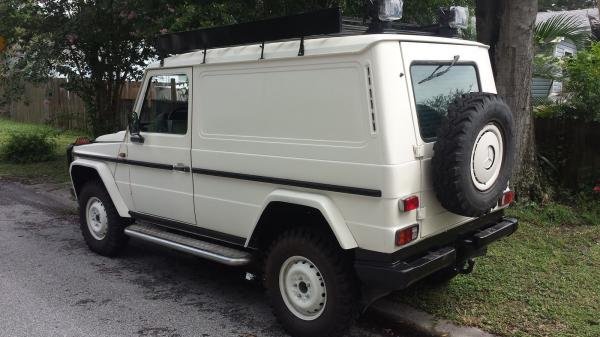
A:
[249,189,358,250]
[69,159,131,218]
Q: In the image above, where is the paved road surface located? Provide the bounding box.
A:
[0,180,420,337]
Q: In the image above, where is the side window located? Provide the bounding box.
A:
[139,74,189,135]
[410,64,480,141]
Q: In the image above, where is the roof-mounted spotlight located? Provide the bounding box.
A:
[366,0,404,33]
[439,6,469,30]
[378,0,404,22]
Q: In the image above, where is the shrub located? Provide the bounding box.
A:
[0,130,57,164]
[563,42,600,122]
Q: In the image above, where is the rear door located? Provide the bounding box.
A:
[401,42,494,237]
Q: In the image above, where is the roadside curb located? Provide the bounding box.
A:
[371,298,498,337]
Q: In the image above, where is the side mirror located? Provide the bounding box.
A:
[128,112,144,144]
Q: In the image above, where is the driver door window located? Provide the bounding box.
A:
[139,74,189,135]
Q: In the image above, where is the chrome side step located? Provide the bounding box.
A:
[124,223,252,266]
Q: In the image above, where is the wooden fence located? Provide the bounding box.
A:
[536,118,600,187]
[0,79,142,131]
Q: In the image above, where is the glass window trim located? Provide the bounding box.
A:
[409,61,481,143]
[139,72,190,136]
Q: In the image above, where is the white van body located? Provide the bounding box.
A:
[69,33,517,337]
[72,34,499,253]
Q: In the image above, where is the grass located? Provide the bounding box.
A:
[394,200,600,337]
[0,118,88,184]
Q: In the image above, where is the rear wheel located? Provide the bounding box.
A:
[78,181,128,256]
[264,228,359,337]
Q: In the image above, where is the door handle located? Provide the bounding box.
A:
[172,163,191,173]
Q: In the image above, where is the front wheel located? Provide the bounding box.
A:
[264,228,359,337]
[78,181,128,257]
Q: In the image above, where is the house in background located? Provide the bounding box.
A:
[532,7,599,99]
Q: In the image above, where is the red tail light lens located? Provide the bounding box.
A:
[74,137,91,146]
[499,190,515,207]
[396,225,419,246]
[401,196,419,212]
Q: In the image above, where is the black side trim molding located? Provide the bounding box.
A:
[74,152,173,171]
[130,211,247,247]
[191,168,382,197]
[72,152,382,197]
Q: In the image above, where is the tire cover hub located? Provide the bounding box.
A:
[471,124,503,191]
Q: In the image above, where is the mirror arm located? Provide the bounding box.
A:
[130,133,144,144]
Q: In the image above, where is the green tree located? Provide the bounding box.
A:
[1,0,176,135]
[533,13,588,80]
[163,0,474,32]
[564,43,600,121]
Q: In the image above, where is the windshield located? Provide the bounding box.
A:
[410,64,480,141]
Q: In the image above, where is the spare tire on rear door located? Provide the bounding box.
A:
[432,93,516,217]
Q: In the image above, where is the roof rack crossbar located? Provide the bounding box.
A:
[157,8,342,57]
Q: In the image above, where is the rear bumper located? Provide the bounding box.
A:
[354,213,518,290]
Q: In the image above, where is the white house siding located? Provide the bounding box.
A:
[533,8,597,98]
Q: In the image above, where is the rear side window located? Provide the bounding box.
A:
[410,64,480,141]
[139,74,189,135]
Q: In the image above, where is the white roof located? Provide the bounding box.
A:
[537,7,599,31]
[149,34,487,70]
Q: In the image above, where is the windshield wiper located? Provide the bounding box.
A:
[418,55,461,85]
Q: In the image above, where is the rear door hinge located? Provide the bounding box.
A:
[413,145,425,159]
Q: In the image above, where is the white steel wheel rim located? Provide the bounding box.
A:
[279,256,327,321]
[86,197,108,240]
[471,123,504,191]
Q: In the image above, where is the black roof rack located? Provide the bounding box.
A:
[156,7,461,64]
[157,8,342,62]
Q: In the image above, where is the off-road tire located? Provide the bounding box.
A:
[433,93,516,217]
[264,228,359,337]
[78,181,128,256]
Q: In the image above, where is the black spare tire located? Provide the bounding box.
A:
[432,93,516,217]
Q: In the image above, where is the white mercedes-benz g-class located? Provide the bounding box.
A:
[68,6,518,337]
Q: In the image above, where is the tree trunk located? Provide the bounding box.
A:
[476,0,540,199]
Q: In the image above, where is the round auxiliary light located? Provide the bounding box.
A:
[378,0,404,22]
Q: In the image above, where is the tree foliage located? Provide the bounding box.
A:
[533,13,588,80]
[1,0,475,136]
[162,0,474,33]
[563,42,600,121]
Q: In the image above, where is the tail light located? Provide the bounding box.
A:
[396,225,419,246]
[499,190,515,207]
[400,196,419,212]
[74,137,91,146]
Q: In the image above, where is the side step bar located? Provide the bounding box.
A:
[124,223,252,267]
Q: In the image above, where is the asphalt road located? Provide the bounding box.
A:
[0,180,419,337]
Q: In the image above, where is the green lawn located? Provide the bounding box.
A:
[394,201,600,337]
[0,118,87,183]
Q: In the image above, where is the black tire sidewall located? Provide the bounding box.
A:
[78,182,128,256]
[265,230,356,337]
[433,93,516,217]
[458,99,515,212]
